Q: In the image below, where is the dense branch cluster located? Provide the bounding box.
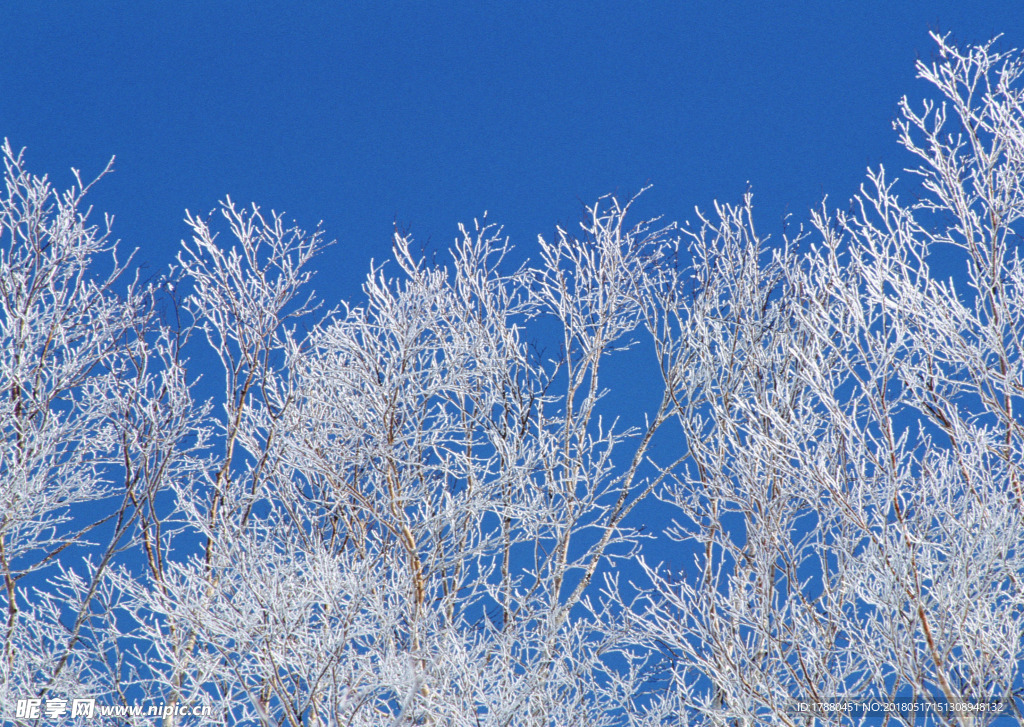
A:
[1,34,1023,726]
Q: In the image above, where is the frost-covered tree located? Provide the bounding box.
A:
[2,32,1023,727]
[0,142,204,719]
[610,34,1024,726]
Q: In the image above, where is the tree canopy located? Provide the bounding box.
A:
[2,33,1024,727]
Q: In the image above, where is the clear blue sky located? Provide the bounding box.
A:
[3,2,1022,299]
[4,6,1024,720]
[5,1,1022,580]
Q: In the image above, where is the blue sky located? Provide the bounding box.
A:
[5,0,1022,584]
[3,2,1023,299]
[4,4,1024,721]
